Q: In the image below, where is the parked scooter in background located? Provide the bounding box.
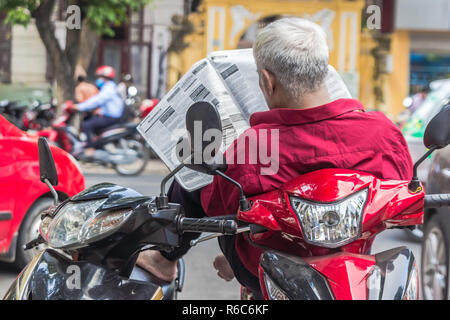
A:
[38,101,149,176]
[22,98,57,131]
[5,102,450,300]
[0,99,28,129]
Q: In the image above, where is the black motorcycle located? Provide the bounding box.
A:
[3,102,247,300]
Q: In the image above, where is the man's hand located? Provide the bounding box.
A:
[213,254,235,281]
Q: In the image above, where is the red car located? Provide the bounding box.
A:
[0,115,85,268]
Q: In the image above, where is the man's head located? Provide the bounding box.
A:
[253,18,329,109]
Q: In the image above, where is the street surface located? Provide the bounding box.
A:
[0,167,423,300]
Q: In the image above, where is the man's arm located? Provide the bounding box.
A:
[381,120,414,180]
[201,165,264,217]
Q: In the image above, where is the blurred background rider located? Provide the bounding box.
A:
[74,75,98,103]
[75,65,124,158]
[117,73,134,101]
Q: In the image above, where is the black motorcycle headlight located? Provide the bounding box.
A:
[44,199,133,249]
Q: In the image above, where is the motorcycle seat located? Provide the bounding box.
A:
[96,122,137,135]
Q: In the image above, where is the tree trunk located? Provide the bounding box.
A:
[32,0,77,102]
[76,19,99,77]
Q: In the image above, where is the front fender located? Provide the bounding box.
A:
[258,247,418,300]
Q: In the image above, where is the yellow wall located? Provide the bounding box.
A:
[170,0,364,93]
[168,0,410,119]
[386,31,410,118]
[359,31,377,110]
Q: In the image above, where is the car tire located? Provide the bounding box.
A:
[421,210,450,300]
[15,197,53,270]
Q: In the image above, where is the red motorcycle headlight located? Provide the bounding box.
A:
[289,188,368,248]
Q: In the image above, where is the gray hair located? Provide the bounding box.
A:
[253,17,329,100]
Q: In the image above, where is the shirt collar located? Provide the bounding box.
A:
[249,99,365,127]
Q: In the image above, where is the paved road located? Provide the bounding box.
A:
[0,171,423,299]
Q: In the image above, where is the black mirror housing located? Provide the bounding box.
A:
[185,101,223,164]
[424,105,450,149]
[38,137,58,186]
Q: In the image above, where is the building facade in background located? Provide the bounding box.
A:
[96,0,183,98]
[1,0,449,116]
[0,0,184,98]
[169,0,450,119]
[395,0,450,90]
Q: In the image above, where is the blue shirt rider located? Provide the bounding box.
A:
[75,66,124,157]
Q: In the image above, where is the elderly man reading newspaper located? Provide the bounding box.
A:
[137,18,413,299]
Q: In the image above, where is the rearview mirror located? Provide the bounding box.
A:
[185,101,226,174]
[183,101,250,211]
[424,105,450,149]
[156,101,226,208]
[38,137,58,186]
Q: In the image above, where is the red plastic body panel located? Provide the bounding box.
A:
[238,168,424,300]
[0,115,85,256]
[257,252,376,300]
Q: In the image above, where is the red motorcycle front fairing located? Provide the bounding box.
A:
[235,168,424,298]
[238,169,424,258]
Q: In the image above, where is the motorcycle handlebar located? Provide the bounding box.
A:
[177,217,237,235]
[424,194,450,208]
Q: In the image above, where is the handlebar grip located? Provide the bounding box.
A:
[424,194,450,208]
[178,217,237,234]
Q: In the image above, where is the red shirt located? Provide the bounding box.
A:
[200,98,413,276]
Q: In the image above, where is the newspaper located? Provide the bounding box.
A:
[137,49,351,191]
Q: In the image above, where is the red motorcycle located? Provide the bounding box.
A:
[176,102,450,300]
[5,102,450,300]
